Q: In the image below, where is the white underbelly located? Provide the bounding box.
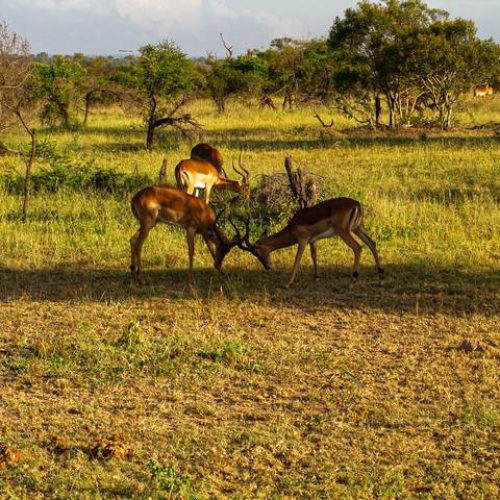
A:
[310,227,337,243]
[194,181,206,189]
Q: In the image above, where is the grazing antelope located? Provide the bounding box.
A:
[175,157,250,204]
[130,186,233,280]
[474,84,494,97]
[229,198,384,288]
[190,143,224,173]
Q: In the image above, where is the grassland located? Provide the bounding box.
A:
[0,97,499,499]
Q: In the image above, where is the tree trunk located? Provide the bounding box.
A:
[282,92,293,110]
[83,92,92,126]
[375,96,382,126]
[145,97,157,150]
[216,96,225,113]
[146,122,155,150]
[22,128,36,222]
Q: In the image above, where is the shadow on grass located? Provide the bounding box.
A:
[217,133,500,152]
[0,263,498,317]
[43,123,500,154]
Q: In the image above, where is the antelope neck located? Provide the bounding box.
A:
[260,228,296,251]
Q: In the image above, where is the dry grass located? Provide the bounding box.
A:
[0,97,499,498]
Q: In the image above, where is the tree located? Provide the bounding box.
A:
[79,55,124,125]
[205,56,245,113]
[131,40,194,149]
[0,20,33,134]
[232,53,269,100]
[263,38,306,109]
[299,39,336,103]
[0,20,36,221]
[404,20,500,129]
[34,56,85,128]
[329,0,448,128]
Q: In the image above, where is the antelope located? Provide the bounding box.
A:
[190,143,224,174]
[228,197,384,288]
[130,186,233,280]
[175,156,250,204]
[474,84,494,97]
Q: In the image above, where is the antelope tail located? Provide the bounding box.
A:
[349,202,364,231]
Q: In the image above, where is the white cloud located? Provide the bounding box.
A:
[16,0,104,11]
[10,0,305,54]
[15,0,302,39]
[114,0,203,33]
[250,9,304,39]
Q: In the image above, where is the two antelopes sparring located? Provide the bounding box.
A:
[130,143,384,286]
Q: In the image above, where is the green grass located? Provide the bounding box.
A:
[0,97,499,498]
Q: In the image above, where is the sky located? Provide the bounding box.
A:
[1,0,499,57]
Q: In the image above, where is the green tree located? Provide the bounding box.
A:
[299,39,336,103]
[329,0,448,128]
[205,56,246,113]
[232,53,269,99]
[404,19,500,129]
[264,38,306,109]
[34,56,85,128]
[134,40,194,149]
[78,56,125,125]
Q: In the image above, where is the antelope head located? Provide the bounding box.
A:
[210,208,234,271]
[227,215,271,270]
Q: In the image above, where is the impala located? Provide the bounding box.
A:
[473,84,494,97]
[229,197,384,288]
[175,156,250,204]
[130,186,233,280]
[190,143,224,174]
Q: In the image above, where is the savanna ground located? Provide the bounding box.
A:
[0,98,499,498]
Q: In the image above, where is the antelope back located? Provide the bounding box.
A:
[177,159,219,185]
[191,143,223,172]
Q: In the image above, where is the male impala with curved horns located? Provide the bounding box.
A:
[229,197,384,288]
[175,156,250,204]
[130,186,233,280]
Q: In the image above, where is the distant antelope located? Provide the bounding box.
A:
[227,198,384,288]
[474,84,494,97]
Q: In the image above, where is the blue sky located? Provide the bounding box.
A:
[1,1,499,56]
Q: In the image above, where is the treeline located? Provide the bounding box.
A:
[1,0,500,149]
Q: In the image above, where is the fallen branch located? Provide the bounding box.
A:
[313,112,334,128]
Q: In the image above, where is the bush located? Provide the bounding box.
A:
[1,163,152,196]
[1,139,153,196]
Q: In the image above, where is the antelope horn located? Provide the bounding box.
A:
[228,215,253,250]
[232,158,244,178]
[238,152,250,178]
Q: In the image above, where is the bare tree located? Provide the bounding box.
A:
[219,33,233,59]
[0,20,33,134]
[0,20,36,220]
